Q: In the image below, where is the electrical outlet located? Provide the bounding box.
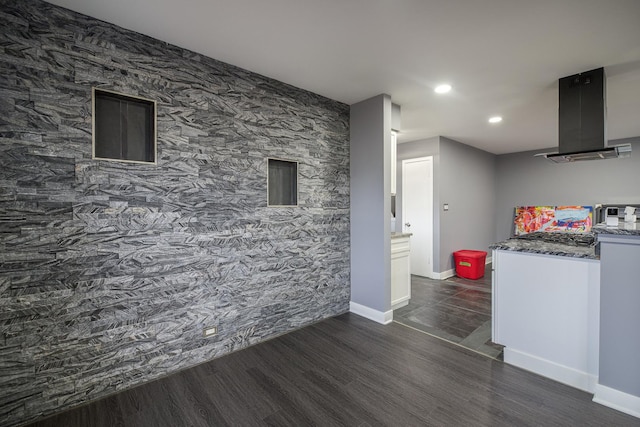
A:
[203,326,217,337]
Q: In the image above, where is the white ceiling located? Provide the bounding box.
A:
[46,0,640,154]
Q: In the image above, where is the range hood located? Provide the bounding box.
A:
[543,144,632,163]
[540,67,632,163]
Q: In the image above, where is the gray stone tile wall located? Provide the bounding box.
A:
[0,1,350,425]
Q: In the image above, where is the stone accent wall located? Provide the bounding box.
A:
[0,2,350,425]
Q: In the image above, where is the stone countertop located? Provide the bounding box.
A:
[491,223,640,258]
[391,232,412,239]
[490,233,598,259]
[592,222,640,236]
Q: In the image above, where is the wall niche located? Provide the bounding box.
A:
[267,158,298,206]
[92,88,157,164]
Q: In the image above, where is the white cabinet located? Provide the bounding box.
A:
[492,249,600,392]
[391,235,411,309]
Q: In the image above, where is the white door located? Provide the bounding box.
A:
[402,156,433,278]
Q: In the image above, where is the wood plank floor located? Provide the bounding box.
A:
[395,266,504,359]
[26,313,638,427]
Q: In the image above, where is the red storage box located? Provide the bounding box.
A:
[453,250,487,280]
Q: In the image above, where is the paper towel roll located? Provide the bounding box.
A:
[624,206,636,223]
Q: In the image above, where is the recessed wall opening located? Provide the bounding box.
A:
[92,88,157,164]
[267,158,298,206]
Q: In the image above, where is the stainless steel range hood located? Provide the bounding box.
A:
[543,143,632,163]
[540,67,632,163]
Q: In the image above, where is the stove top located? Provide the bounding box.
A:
[514,232,596,247]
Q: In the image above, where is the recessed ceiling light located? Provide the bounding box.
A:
[488,116,503,123]
[434,84,452,94]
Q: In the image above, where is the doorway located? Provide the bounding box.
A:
[401,156,433,278]
[394,266,503,359]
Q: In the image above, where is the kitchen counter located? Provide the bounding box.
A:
[391,232,412,239]
[492,248,600,394]
[489,232,598,259]
[492,225,640,417]
[489,221,639,258]
[491,230,600,392]
[593,221,640,236]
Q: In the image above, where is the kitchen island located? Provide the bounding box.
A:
[491,225,640,419]
[491,233,600,393]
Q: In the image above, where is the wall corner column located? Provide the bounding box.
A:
[349,94,392,324]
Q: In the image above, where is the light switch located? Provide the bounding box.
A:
[443,204,449,211]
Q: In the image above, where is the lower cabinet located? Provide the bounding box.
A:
[492,249,600,392]
[391,235,411,310]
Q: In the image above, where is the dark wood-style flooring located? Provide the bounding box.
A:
[26,313,637,427]
[395,265,504,359]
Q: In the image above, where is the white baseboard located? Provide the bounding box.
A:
[432,269,455,280]
[593,384,640,419]
[503,348,597,393]
[432,255,491,280]
[349,301,393,325]
[391,298,409,311]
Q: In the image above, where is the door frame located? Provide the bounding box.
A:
[401,156,434,279]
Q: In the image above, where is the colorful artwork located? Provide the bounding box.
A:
[514,205,592,235]
[514,206,555,235]
[548,205,592,232]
